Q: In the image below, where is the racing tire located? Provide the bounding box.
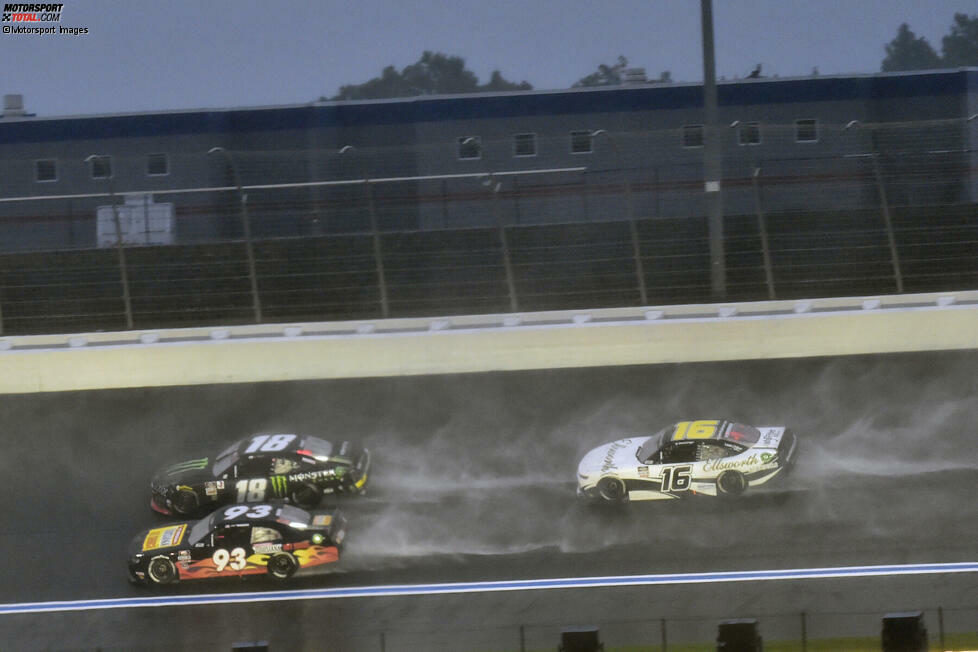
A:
[289,482,322,510]
[146,556,178,585]
[596,477,628,504]
[716,470,748,497]
[266,552,298,580]
[171,490,198,516]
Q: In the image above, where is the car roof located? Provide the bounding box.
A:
[663,420,760,446]
[229,434,335,458]
[210,504,311,527]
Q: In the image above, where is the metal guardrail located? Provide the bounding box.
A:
[2,290,974,353]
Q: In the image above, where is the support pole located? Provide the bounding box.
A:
[489,174,519,312]
[701,0,726,298]
[86,155,133,330]
[800,611,808,652]
[340,146,390,318]
[752,166,776,299]
[592,129,648,305]
[364,179,390,318]
[872,153,904,293]
[207,147,262,323]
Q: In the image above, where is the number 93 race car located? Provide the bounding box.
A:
[151,433,370,517]
[577,419,798,504]
[128,502,346,586]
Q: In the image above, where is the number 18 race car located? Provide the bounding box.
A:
[577,419,798,503]
[128,502,346,586]
[151,433,370,517]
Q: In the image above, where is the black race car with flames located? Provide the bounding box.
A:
[128,502,346,586]
[151,433,370,516]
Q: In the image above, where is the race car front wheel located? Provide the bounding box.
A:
[267,552,298,580]
[290,482,322,510]
[597,477,627,503]
[171,489,198,516]
[716,470,748,497]
[147,556,178,585]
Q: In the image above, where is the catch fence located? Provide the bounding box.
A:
[0,119,975,334]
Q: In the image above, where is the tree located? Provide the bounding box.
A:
[482,70,533,93]
[328,51,532,100]
[881,23,942,71]
[941,13,978,66]
[573,55,629,87]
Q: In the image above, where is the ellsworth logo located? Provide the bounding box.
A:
[2,3,64,22]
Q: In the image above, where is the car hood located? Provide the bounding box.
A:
[128,522,193,557]
[153,457,212,486]
[577,438,642,477]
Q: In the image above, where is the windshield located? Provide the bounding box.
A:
[299,436,333,457]
[636,427,669,463]
[275,504,311,528]
[722,423,761,445]
[188,513,218,544]
[212,451,238,478]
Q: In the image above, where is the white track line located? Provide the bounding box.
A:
[2,562,976,615]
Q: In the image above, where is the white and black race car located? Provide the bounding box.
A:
[577,419,797,503]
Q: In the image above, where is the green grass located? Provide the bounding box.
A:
[507,631,978,652]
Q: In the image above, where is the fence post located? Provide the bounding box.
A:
[661,617,667,652]
[591,130,647,305]
[85,155,134,330]
[110,191,135,330]
[519,624,526,652]
[751,166,776,300]
[800,611,807,652]
[653,166,660,218]
[340,146,390,319]
[581,168,590,221]
[207,147,262,323]
[379,631,385,652]
[365,180,390,318]
[871,153,904,293]
[489,174,519,312]
[938,606,944,651]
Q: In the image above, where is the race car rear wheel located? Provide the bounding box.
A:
[171,489,198,516]
[596,477,627,503]
[267,552,298,580]
[290,482,322,510]
[146,556,178,585]
[716,470,748,497]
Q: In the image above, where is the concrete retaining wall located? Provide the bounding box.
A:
[1,291,975,394]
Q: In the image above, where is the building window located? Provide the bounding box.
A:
[682,125,704,148]
[35,159,57,182]
[146,153,169,176]
[738,122,761,146]
[513,133,537,157]
[89,156,112,179]
[570,130,592,154]
[795,119,818,142]
[457,136,481,160]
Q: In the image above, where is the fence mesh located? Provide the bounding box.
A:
[0,118,976,334]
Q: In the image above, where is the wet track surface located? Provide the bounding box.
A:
[1,351,977,648]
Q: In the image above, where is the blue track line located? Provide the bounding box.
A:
[2,562,976,615]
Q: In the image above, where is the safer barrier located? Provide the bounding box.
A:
[1,291,975,394]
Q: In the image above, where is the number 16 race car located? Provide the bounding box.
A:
[151,433,370,517]
[577,419,798,504]
[128,502,346,586]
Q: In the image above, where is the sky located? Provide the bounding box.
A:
[1,0,976,118]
